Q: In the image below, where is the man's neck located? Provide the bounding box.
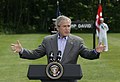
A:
[58,33,67,39]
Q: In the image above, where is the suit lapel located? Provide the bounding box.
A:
[61,35,74,62]
[50,34,58,59]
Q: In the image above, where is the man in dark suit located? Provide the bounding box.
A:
[11,15,105,82]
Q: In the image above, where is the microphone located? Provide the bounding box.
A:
[49,51,54,62]
[56,51,62,62]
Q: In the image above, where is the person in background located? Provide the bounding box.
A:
[11,15,106,82]
[98,18,109,51]
[49,19,57,35]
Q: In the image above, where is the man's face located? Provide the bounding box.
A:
[57,20,71,37]
[100,20,104,23]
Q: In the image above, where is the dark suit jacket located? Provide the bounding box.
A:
[20,33,100,63]
[19,33,100,82]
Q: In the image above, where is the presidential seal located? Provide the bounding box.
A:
[46,62,63,79]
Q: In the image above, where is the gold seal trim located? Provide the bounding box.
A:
[46,62,63,79]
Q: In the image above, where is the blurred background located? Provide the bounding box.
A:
[0,0,120,34]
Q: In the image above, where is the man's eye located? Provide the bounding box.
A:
[68,25,70,27]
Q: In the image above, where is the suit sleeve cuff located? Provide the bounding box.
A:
[19,48,24,54]
[19,48,24,58]
[93,49,100,55]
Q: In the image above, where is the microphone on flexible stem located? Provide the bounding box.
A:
[49,51,54,63]
[56,51,62,62]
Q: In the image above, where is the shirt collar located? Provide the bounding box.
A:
[58,33,68,40]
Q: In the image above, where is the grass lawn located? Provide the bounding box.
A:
[0,33,120,82]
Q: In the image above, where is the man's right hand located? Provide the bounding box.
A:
[11,40,22,53]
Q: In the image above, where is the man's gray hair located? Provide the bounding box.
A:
[55,15,71,28]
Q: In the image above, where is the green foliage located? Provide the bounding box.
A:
[0,0,120,34]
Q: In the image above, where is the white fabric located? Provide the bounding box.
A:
[99,23,109,51]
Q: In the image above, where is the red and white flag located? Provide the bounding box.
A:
[95,4,102,37]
